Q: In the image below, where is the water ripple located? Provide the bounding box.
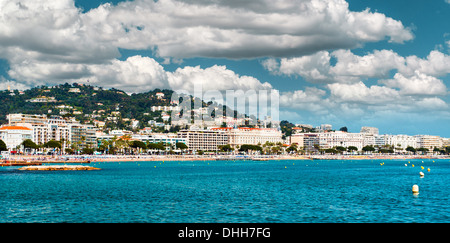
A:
[1,159,450,222]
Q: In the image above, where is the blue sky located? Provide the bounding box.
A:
[1,0,450,136]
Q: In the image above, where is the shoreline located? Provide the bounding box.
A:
[1,154,449,164]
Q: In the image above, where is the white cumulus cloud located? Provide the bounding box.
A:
[80,0,414,59]
[327,81,401,105]
[0,0,414,92]
[381,71,447,96]
[264,49,407,84]
[85,56,169,93]
[167,65,273,94]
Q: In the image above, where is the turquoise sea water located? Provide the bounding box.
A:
[1,159,450,223]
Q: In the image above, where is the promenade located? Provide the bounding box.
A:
[2,154,449,164]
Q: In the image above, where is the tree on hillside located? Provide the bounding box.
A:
[280,120,295,139]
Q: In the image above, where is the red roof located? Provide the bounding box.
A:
[211,127,232,131]
[211,127,275,131]
[0,126,32,131]
[237,127,273,131]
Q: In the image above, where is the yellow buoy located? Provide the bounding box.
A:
[412,164,415,167]
[421,166,424,170]
[427,168,430,172]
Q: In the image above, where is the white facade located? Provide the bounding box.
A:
[211,127,283,147]
[291,131,375,151]
[7,114,97,149]
[415,135,442,150]
[375,134,418,149]
[443,138,450,148]
[177,129,228,151]
[14,122,71,146]
[0,125,33,150]
[96,132,187,148]
[318,131,369,150]
[151,106,180,112]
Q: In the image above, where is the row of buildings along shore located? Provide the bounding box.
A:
[0,113,448,154]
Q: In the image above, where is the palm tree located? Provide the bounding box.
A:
[60,138,66,154]
[271,146,281,154]
[116,135,131,154]
[286,143,298,154]
[80,136,86,148]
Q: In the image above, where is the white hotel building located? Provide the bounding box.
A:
[291,130,446,152]
[291,131,375,151]
[0,125,33,151]
[211,127,283,147]
[177,129,229,152]
[375,134,418,149]
[415,135,443,150]
[319,131,375,150]
[177,127,283,152]
[96,131,187,148]
[6,113,97,149]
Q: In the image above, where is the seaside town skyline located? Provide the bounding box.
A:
[0,0,450,137]
[0,95,448,155]
[4,1,450,227]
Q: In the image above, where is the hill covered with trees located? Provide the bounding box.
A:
[0,83,174,125]
[0,83,250,131]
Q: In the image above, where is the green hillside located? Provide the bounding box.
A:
[0,83,173,127]
[0,83,248,131]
